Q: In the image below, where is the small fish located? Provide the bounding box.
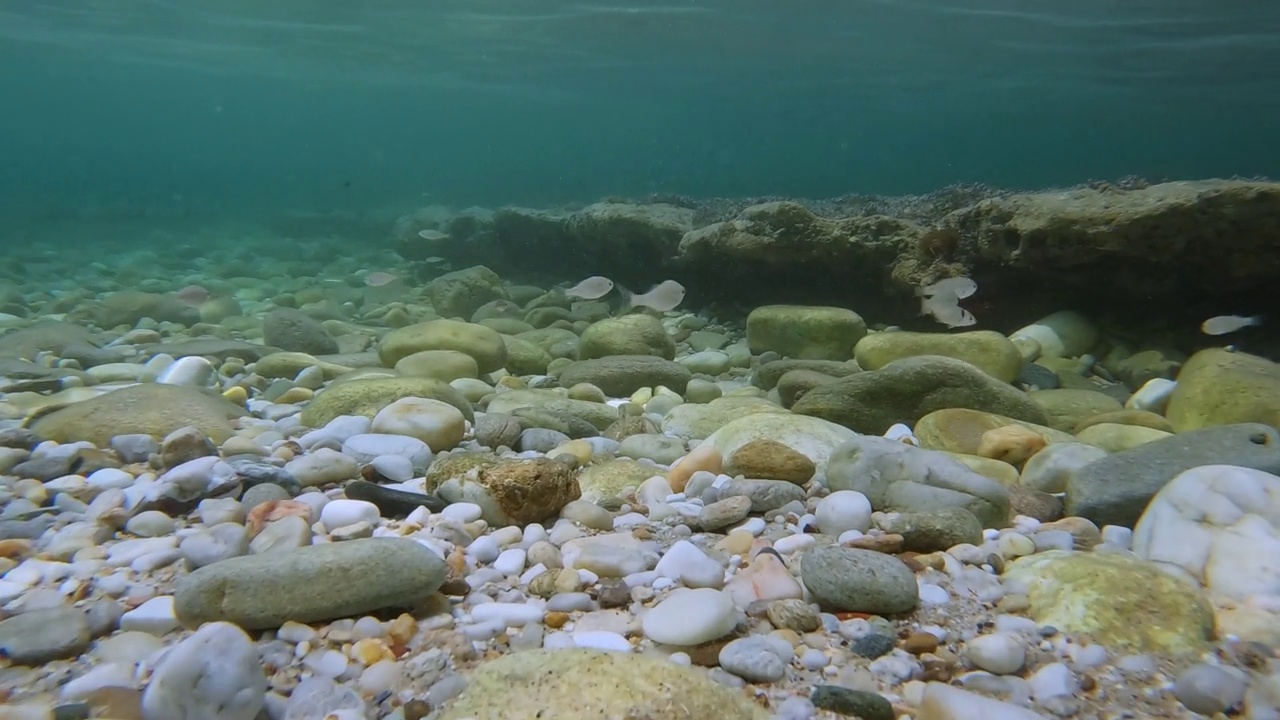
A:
[565,276,615,300]
[1201,314,1263,336]
[173,284,210,308]
[917,276,977,299]
[625,279,686,312]
[364,272,398,287]
[920,291,976,328]
[417,229,449,241]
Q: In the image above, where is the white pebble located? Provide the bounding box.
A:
[493,548,527,576]
[965,633,1026,675]
[572,631,632,652]
[120,596,180,636]
[641,588,737,646]
[470,602,545,627]
[320,499,381,533]
[467,535,501,563]
[772,534,816,555]
[918,583,950,605]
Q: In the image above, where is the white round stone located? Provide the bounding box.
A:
[965,632,1026,675]
[319,499,381,533]
[814,490,872,535]
[641,588,737,646]
[370,397,466,453]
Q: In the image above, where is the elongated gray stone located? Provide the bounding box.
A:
[174,537,446,630]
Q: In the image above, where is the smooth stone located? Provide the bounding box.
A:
[343,480,446,516]
[0,607,91,665]
[140,621,266,720]
[319,499,381,533]
[800,545,918,614]
[810,686,895,720]
[173,538,447,630]
[814,490,873,535]
[641,588,738,646]
[964,632,1026,675]
[1173,663,1248,716]
[653,540,725,589]
[718,635,790,682]
[917,681,1049,720]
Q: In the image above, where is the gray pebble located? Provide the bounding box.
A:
[242,482,291,509]
[181,522,250,568]
[0,607,91,665]
[1174,662,1247,715]
[719,635,791,682]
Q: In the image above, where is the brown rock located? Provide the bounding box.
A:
[432,457,581,526]
[842,533,905,554]
[976,425,1047,468]
[668,444,723,493]
[1008,485,1063,522]
[765,598,821,633]
[903,631,940,655]
[724,439,817,485]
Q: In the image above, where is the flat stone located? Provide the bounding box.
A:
[173,538,447,630]
[0,607,91,665]
[800,545,919,614]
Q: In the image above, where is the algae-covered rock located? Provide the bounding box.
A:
[436,649,770,720]
[1029,388,1125,432]
[30,383,247,445]
[854,330,1024,383]
[746,305,867,361]
[427,456,581,526]
[793,356,1048,435]
[393,350,480,382]
[261,308,338,356]
[501,335,553,376]
[1166,348,1280,432]
[555,355,692,397]
[299,377,474,427]
[1003,550,1215,656]
[428,265,509,320]
[378,319,508,373]
[661,396,789,440]
[577,458,661,509]
[578,315,675,360]
[913,408,1074,456]
[753,359,860,391]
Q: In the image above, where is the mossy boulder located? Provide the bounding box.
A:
[501,336,554,376]
[854,330,1023,383]
[578,315,675,360]
[30,383,247,445]
[378,319,508,373]
[746,305,867,361]
[299,377,474,427]
[578,458,662,509]
[1166,348,1280,432]
[792,356,1048,435]
[428,265,509,320]
[1029,388,1125,433]
[393,350,480,382]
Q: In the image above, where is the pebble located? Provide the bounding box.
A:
[718,635,791,682]
[964,632,1026,675]
[810,685,895,720]
[140,621,266,720]
[641,588,738,646]
[653,540,724,589]
[319,499,381,533]
[814,490,873,535]
[1173,662,1248,715]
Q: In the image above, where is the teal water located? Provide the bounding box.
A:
[1,0,1278,225]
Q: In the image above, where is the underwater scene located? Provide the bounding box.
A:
[3,0,1280,718]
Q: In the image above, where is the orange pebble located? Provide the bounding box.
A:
[245,500,313,538]
[976,425,1047,468]
[668,444,723,493]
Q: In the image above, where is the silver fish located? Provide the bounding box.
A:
[417,229,449,241]
[627,280,686,312]
[565,276,615,300]
[918,276,977,299]
[1201,314,1263,336]
[920,291,976,328]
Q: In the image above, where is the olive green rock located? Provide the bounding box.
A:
[578,314,675,360]
[555,355,692,397]
[792,355,1048,435]
[1166,348,1280,432]
[254,352,353,380]
[913,408,1073,456]
[1003,550,1215,656]
[511,407,599,438]
[578,458,662,509]
[501,335,553,376]
[30,383,247,445]
[1029,388,1125,432]
[428,265,509,320]
[394,350,480,382]
[776,369,844,408]
[173,538,447,630]
[436,649,770,720]
[752,359,861,391]
[854,330,1024,383]
[299,377,474,427]
[661,396,790,440]
[485,390,618,430]
[746,305,868,361]
[515,327,580,357]
[378,319,508,373]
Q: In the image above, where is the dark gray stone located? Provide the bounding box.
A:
[800,545,918,615]
[1065,423,1280,528]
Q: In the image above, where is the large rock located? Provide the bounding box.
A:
[800,545,919,614]
[30,383,247,445]
[261,308,338,356]
[0,607,91,665]
[1029,388,1125,432]
[913,408,1074,456]
[854,330,1024,383]
[1003,550,1215,656]
[555,356,692,397]
[1064,423,1280,528]
[578,315,675,361]
[428,265,509,320]
[379,319,508,373]
[746,305,868,361]
[173,538,446,630]
[92,290,198,328]
[140,622,266,720]
[1134,464,1280,646]
[484,390,618,430]
[661,396,790,440]
[700,413,857,485]
[792,356,1048,435]
[299,377,474,427]
[957,180,1280,299]
[752,359,861,391]
[436,649,769,720]
[826,435,1012,527]
[1165,348,1280,432]
[426,456,581,526]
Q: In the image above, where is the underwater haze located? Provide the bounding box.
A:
[2,0,1280,224]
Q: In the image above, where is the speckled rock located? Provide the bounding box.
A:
[699,412,856,484]
[880,507,984,553]
[577,458,661,510]
[1003,549,1214,656]
[428,456,581,526]
[724,438,816,485]
[428,265,510,320]
[435,649,770,720]
[800,545,919,614]
[261,308,339,355]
